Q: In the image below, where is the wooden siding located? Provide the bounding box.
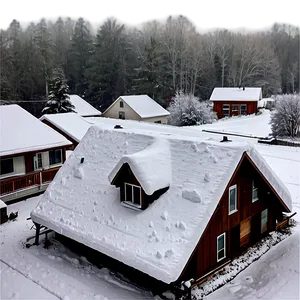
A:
[180,154,287,282]
[213,101,258,119]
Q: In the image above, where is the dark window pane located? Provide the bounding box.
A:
[125,184,132,202]
[0,158,14,175]
[49,150,62,165]
[120,101,124,108]
[133,186,141,205]
[218,249,225,260]
[230,188,236,211]
[218,235,224,250]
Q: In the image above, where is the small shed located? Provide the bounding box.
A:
[0,199,8,224]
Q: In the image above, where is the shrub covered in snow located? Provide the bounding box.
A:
[168,91,216,126]
[270,94,300,138]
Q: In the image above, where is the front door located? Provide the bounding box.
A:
[34,153,43,170]
[240,217,251,247]
[230,224,240,257]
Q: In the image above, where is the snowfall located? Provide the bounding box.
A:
[0,110,299,300]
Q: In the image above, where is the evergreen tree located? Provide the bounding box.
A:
[69,18,92,96]
[41,68,75,114]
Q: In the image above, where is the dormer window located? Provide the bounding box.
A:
[124,183,142,208]
[108,138,172,211]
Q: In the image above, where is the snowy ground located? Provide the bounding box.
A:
[194,110,272,138]
[1,111,299,300]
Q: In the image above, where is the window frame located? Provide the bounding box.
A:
[232,104,239,113]
[34,152,43,170]
[217,232,226,262]
[240,104,247,115]
[120,101,124,108]
[261,208,268,233]
[252,180,259,202]
[119,111,125,119]
[124,182,142,208]
[0,158,14,176]
[49,149,62,166]
[228,184,238,215]
[223,104,230,117]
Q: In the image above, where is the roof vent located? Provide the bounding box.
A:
[114,125,123,129]
[80,157,84,163]
[220,136,232,143]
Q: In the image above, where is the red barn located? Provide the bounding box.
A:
[210,87,262,119]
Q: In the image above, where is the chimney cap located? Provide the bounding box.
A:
[220,136,232,143]
[114,125,123,129]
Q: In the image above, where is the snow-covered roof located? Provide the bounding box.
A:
[40,113,94,143]
[210,87,262,101]
[108,138,172,195]
[0,199,7,209]
[106,95,170,118]
[69,95,102,117]
[31,126,292,284]
[0,105,72,157]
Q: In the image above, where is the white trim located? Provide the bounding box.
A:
[228,184,237,215]
[252,180,259,202]
[124,182,142,208]
[217,232,226,262]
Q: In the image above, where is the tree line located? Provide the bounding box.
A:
[0,16,299,115]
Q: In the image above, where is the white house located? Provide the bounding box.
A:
[102,95,170,124]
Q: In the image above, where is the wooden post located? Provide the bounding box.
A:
[34,223,40,245]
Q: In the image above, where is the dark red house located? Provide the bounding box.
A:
[31,128,292,293]
[210,87,262,119]
[0,105,72,203]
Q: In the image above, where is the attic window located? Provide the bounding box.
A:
[120,101,124,108]
[229,184,237,215]
[124,183,142,208]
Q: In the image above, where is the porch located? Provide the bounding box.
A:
[0,167,60,200]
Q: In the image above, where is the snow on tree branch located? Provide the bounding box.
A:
[168,91,216,126]
[270,94,300,138]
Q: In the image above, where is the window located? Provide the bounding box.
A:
[229,184,237,214]
[0,158,14,175]
[261,209,268,233]
[217,233,226,262]
[120,101,124,108]
[49,149,62,166]
[223,104,230,117]
[124,183,142,208]
[240,104,247,115]
[119,111,125,119]
[34,153,43,170]
[232,104,239,113]
[155,120,162,124]
[252,180,259,202]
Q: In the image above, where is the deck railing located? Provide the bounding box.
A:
[0,167,60,196]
